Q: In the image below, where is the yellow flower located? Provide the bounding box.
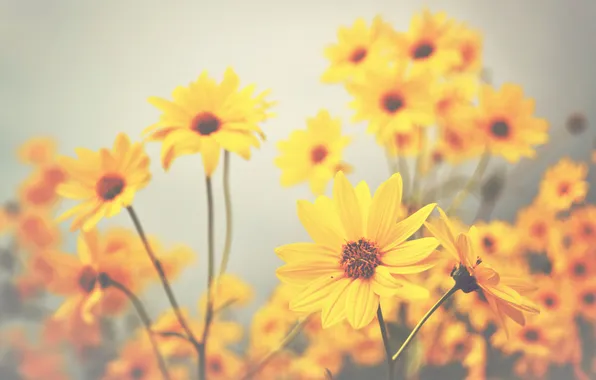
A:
[381,127,425,158]
[536,157,588,212]
[275,171,438,329]
[275,110,351,195]
[472,220,520,259]
[434,75,478,128]
[474,83,549,162]
[425,208,540,333]
[392,10,461,75]
[447,22,483,75]
[347,61,436,137]
[56,133,151,231]
[321,16,395,84]
[198,273,254,313]
[17,137,57,166]
[144,68,274,175]
[515,203,555,253]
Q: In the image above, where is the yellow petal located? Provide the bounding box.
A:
[388,203,436,248]
[274,243,339,263]
[333,172,363,241]
[201,138,222,177]
[77,229,99,264]
[81,289,103,324]
[354,181,372,227]
[297,198,345,250]
[289,272,343,313]
[456,233,476,268]
[276,261,339,286]
[54,296,81,320]
[423,220,459,262]
[345,279,379,329]
[386,278,430,301]
[499,276,538,294]
[321,278,352,328]
[474,266,500,286]
[382,237,439,268]
[482,283,522,306]
[371,266,404,298]
[367,173,403,247]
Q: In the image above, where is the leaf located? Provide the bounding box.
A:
[405,338,425,379]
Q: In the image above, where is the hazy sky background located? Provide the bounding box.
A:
[1,0,596,322]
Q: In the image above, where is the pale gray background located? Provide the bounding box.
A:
[1,0,595,374]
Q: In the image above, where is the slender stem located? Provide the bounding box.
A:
[125,207,200,350]
[446,151,491,215]
[199,176,216,380]
[392,286,459,362]
[109,278,171,380]
[377,306,394,380]
[217,151,233,277]
[385,149,399,176]
[410,127,427,207]
[240,316,312,380]
[398,156,411,199]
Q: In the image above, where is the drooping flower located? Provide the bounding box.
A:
[56,133,151,231]
[275,110,351,195]
[276,171,438,329]
[144,68,274,175]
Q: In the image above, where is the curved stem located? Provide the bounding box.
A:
[198,176,216,380]
[392,286,459,362]
[217,151,233,277]
[125,207,200,348]
[446,151,491,215]
[410,127,427,208]
[377,306,394,380]
[109,278,171,380]
[240,315,311,380]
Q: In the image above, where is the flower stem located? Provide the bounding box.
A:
[392,286,459,362]
[446,151,491,215]
[377,306,394,380]
[125,207,201,350]
[108,278,171,380]
[398,156,411,198]
[218,151,233,277]
[410,127,427,207]
[240,315,311,380]
[198,176,216,380]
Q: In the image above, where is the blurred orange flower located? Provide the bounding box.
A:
[17,137,57,166]
[536,157,588,212]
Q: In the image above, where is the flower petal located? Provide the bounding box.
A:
[386,277,430,301]
[367,173,403,247]
[297,198,345,250]
[276,261,339,286]
[274,243,339,263]
[333,172,363,241]
[382,237,439,268]
[354,181,372,228]
[371,266,404,298]
[321,277,352,328]
[345,279,379,329]
[201,138,221,177]
[456,232,476,269]
[289,272,343,313]
[388,203,436,248]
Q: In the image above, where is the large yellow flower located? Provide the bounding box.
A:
[275,172,438,329]
[321,16,395,84]
[347,61,436,138]
[275,110,352,195]
[56,133,151,231]
[425,208,540,332]
[144,68,274,175]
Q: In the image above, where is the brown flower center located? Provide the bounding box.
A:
[543,295,557,308]
[130,366,145,379]
[445,130,463,149]
[482,236,495,252]
[453,341,467,355]
[558,182,570,195]
[583,292,595,305]
[340,238,381,279]
[394,133,411,148]
[96,175,125,201]
[489,120,510,138]
[523,329,540,342]
[192,112,221,136]
[573,262,586,277]
[310,145,328,164]
[350,47,368,63]
[381,92,405,114]
[209,357,223,374]
[530,223,546,237]
[412,42,434,59]
[77,266,110,293]
[582,224,594,237]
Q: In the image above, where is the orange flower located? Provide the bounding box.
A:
[565,205,596,249]
[15,208,61,251]
[515,203,556,253]
[536,157,588,212]
[434,121,483,164]
[18,163,67,210]
[575,278,596,320]
[17,137,57,166]
[447,22,483,75]
[471,220,520,259]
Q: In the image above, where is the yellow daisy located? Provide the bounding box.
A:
[144,68,274,176]
[56,133,151,231]
[392,10,461,75]
[347,60,436,138]
[321,16,395,84]
[447,23,483,75]
[275,110,351,195]
[275,171,438,329]
[536,157,588,212]
[381,127,425,158]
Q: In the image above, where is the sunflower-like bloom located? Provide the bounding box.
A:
[275,172,438,329]
[474,83,548,163]
[536,157,588,212]
[56,133,150,232]
[144,68,274,175]
[425,208,540,332]
[275,110,352,195]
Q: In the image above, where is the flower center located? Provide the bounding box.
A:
[523,329,540,342]
[530,223,546,237]
[339,238,381,279]
[583,292,595,305]
[489,120,510,138]
[381,92,405,114]
[77,266,111,293]
[482,236,495,253]
[394,133,411,148]
[130,366,145,379]
[96,175,125,201]
[558,182,570,195]
[412,42,434,59]
[543,295,556,308]
[310,145,328,164]
[350,47,368,63]
[445,130,463,149]
[192,112,221,136]
[451,257,482,293]
[209,357,223,374]
[582,224,594,237]
[573,262,586,277]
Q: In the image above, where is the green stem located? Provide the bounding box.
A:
[446,151,491,215]
[217,151,233,277]
[398,156,411,199]
[392,286,459,362]
[126,206,200,351]
[109,278,171,380]
[377,306,394,380]
[199,176,216,380]
[410,127,427,207]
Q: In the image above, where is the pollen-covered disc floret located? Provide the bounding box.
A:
[340,238,382,279]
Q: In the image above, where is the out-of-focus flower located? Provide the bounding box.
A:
[276,172,437,329]
[382,127,425,158]
[474,83,548,163]
[551,245,595,286]
[56,133,151,231]
[434,76,478,128]
[321,16,395,84]
[471,220,520,259]
[17,137,57,166]
[144,68,274,175]
[204,344,244,380]
[198,273,253,314]
[291,341,344,378]
[447,23,483,75]
[434,122,484,164]
[392,10,461,75]
[564,206,596,249]
[347,61,436,138]
[275,110,351,195]
[249,304,295,355]
[536,158,588,212]
[575,278,596,320]
[515,203,556,253]
[18,162,67,210]
[15,208,61,251]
